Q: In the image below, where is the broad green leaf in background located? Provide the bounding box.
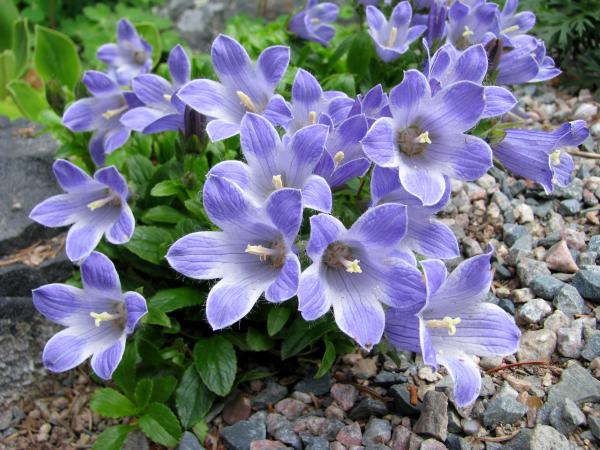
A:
[112,342,137,399]
[90,388,138,418]
[150,287,204,313]
[267,305,292,336]
[176,366,215,429]
[193,335,237,396]
[7,80,53,124]
[127,154,155,186]
[151,375,177,403]
[135,378,154,412]
[34,25,81,89]
[151,180,181,197]
[92,424,135,450]
[281,318,337,360]
[315,339,336,378]
[135,22,162,68]
[246,327,274,352]
[0,50,16,99]
[0,0,19,51]
[12,19,30,77]
[0,96,22,120]
[139,403,182,447]
[347,32,373,78]
[125,226,173,264]
[142,205,188,224]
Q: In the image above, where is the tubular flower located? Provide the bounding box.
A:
[177,34,290,142]
[121,45,191,134]
[289,0,340,46]
[62,71,142,166]
[446,0,500,49]
[208,113,332,212]
[30,160,134,262]
[167,175,303,330]
[427,43,516,118]
[371,165,458,259]
[32,252,147,380]
[96,19,152,86]
[385,247,521,407]
[499,0,535,43]
[492,120,589,194]
[366,2,427,63]
[298,205,426,350]
[361,69,492,206]
[347,84,391,127]
[496,35,560,85]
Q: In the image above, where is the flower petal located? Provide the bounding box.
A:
[240,112,280,182]
[90,335,126,380]
[262,94,292,127]
[124,291,147,333]
[202,175,252,230]
[329,158,371,188]
[96,44,119,65]
[288,123,329,186]
[348,203,407,248]
[306,214,346,260]
[482,86,516,118]
[105,206,135,244]
[292,69,323,114]
[208,160,250,191]
[132,74,173,107]
[206,119,241,142]
[83,70,120,97]
[65,218,111,261]
[42,328,93,373]
[265,188,303,241]
[421,259,447,296]
[407,219,459,259]
[389,70,430,129]
[361,117,398,167]
[143,112,183,134]
[385,303,422,353]
[178,79,242,124]
[94,166,129,198]
[29,193,91,227]
[399,166,447,206]
[302,174,332,213]
[120,107,164,132]
[168,44,191,87]
[257,45,290,89]
[81,251,122,295]
[437,351,481,407]
[32,284,107,327]
[298,263,331,320]
[265,254,300,302]
[52,159,95,192]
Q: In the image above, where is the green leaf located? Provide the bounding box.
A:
[176,366,215,429]
[34,26,81,89]
[315,339,336,378]
[0,0,18,51]
[0,50,16,99]
[151,180,181,197]
[135,22,161,68]
[246,327,274,352]
[267,305,291,336]
[135,379,154,412]
[0,95,23,120]
[150,287,203,313]
[92,424,134,450]
[125,226,172,264]
[145,308,172,327]
[139,403,182,447]
[151,375,177,403]
[347,32,373,78]
[281,318,336,360]
[193,335,237,396]
[142,205,187,224]
[127,155,155,187]
[112,342,137,399]
[12,19,29,78]
[90,388,137,418]
[7,80,52,123]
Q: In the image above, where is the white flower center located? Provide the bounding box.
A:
[387,26,398,47]
[502,24,520,34]
[102,104,128,120]
[272,174,284,190]
[308,111,317,124]
[333,151,345,166]
[462,25,474,38]
[426,316,461,336]
[236,90,257,112]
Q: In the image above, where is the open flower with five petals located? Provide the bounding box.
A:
[167,175,303,330]
[446,0,500,49]
[30,159,134,262]
[33,252,147,380]
[289,0,340,46]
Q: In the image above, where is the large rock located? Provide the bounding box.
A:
[571,267,600,301]
[517,329,556,361]
[413,391,448,441]
[503,425,570,450]
[0,119,61,256]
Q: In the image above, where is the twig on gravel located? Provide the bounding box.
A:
[486,361,548,374]
[478,430,520,442]
[568,149,600,159]
[350,382,390,402]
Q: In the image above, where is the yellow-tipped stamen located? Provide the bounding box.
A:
[90,311,118,327]
[342,259,362,273]
[502,24,520,34]
[426,316,461,336]
[102,105,128,120]
[87,195,117,211]
[310,18,321,25]
[236,90,257,112]
[414,131,432,145]
[333,151,345,165]
[550,150,561,166]
[163,94,172,102]
[462,25,474,38]
[245,244,277,261]
[308,111,317,124]
[387,26,398,47]
[272,174,284,189]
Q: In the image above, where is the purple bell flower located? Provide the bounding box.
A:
[32,252,147,380]
[96,19,152,87]
[208,113,332,212]
[361,69,492,206]
[177,34,290,142]
[366,2,427,63]
[424,0,448,46]
[492,120,589,193]
[446,0,500,49]
[167,175,303,330]
[62,71,142,166]
[357,0,391,6]
[496,35,561,85]
[298,205,426,350]
[289,0,340,46]
[499,0,535,43]
[385,247,521,407]
[347,84,391,127]
[371,165,458,259]
[427,43,517,118]
[30,160,134,262]
[121,45,191,134]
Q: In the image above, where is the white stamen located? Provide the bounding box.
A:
[308,111,317,124]
[462,25,474,38]
[90,311,119,327]
[272,174,284,189]
[333,151,345,165]
[426,316,461,336]
[387,26,398,47]
[163,94,172,102]
[236,90,257,112]
[245,244,277,261]
[87,195,118,211]
[550,150,561,166]
[310,18,320,25]
[414,131,432,144]
[340,258,362,273]
[502,24,520,34]
[102,104,128,120]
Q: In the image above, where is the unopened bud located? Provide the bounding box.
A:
[184,105,207,142]
[484,38,503,72]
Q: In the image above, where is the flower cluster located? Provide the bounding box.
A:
[29,0,589,405]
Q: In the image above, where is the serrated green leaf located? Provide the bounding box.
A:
[139,403,182,447]
[142,205,187,224]
[127,155,155,187]
[90,388,137,418]
[151,375,177,403]
[145,308,172,327]
[135,379,154,412]
[34,25,81,88]
[176,366,215,429]
[150,287,204,313]
[193,336,237,396]
[267,305,291,336]
[315,339,336,378]
[125,226,172,264]
[246,327,274,352]
[12,19,29,78]
[92,424,134,450]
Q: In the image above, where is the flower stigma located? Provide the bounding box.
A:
[236,90,257,112]
[163,94,172,102]
[550,150,561,166]
[323,242,362,274]
[387,27,398,47]
[462,26,474,38]
[272,174,284,189]
[245,240,287,267]
[502,24,520,34]
[102,104,129,120]
[426,316,461,335]
[308,111,317,124]
[333,151,345,165]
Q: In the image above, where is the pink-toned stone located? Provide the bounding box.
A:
[545,240,579,273]
[274,398,306,420]
[330,384,359,411]
[250,440,291,450]
[337,423,362,446]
